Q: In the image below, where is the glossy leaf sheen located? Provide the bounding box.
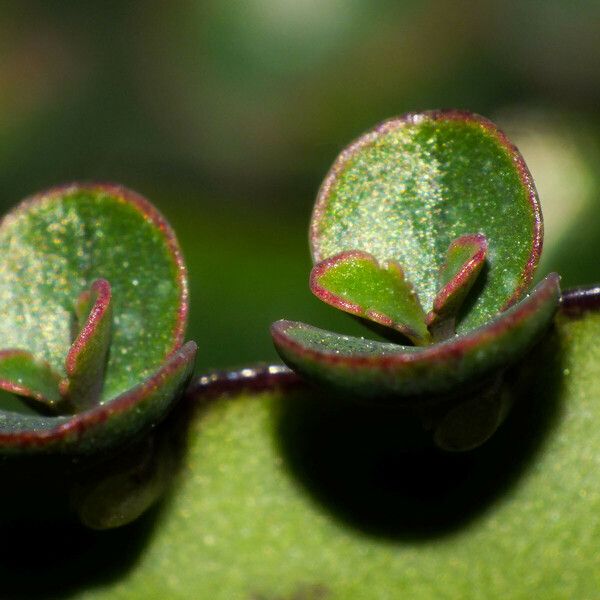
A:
[272,274,559,399]
[0,184,186,400]
[310,251,429,345]
[0,342,196,455]
[311,111,541,332]
[67,305,600,598]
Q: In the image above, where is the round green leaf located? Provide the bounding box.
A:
[0,183,188,400]
[310,110,542,332]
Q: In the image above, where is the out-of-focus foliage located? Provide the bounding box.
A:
[1,0,600,371]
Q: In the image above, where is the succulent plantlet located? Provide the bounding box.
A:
[0,183,197,527]
[271,110,560,450]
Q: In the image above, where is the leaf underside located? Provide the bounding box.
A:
[273,274,560,400]
[311,111,541,332]
[50,298,600,599]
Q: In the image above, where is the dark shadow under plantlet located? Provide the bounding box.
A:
[275,329,564,539]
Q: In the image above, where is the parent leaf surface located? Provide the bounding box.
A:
[41,297,600,599]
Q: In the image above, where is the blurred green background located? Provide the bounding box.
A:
[2,0,600,373]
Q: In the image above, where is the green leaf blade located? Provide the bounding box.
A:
[272,274,560,399]
[310,251,429,345]
[61,279,112,411]
[310,111,542,331]
[427,233,488,338]
[0,350,61,408]
[0,183,188,398]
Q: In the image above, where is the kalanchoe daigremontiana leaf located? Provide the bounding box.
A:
[0,183,197,526]
[54,296,600,598]
[272,110,560,450]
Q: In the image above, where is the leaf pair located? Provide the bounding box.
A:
[310,233,488,345]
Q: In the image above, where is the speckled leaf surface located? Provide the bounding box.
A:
[0,183,187,400]
[22,297,599,600]
[310,251,429,345]
[311,110,542,332]
[272,274,560,400]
